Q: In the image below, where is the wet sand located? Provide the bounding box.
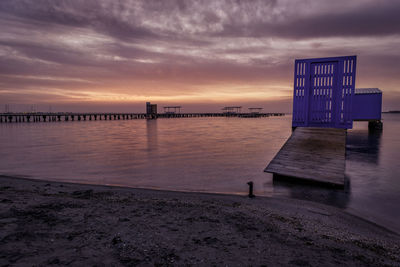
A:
[0,175,399,266]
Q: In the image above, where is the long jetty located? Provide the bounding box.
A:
[0,112,285,123]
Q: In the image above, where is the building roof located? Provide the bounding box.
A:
[355,88,382,95]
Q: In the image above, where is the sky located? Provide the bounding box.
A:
[0,0,400,113]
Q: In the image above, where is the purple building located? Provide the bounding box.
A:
[292,56,382,129]
[352,88,382,121]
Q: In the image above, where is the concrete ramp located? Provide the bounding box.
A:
[265,127,346,187]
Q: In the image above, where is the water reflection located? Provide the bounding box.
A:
[146,119,158,153]
[0,115,399,232]
[346,128,382,164]
[272,174,351,208]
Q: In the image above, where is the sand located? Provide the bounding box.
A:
[0,175,399,266]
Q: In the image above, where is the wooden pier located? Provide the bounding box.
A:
[264,127,346,187]
[0,112,285,123]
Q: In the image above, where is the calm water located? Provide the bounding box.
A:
[0,115,399,232]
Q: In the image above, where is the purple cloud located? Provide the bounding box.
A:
[0,0,399,111]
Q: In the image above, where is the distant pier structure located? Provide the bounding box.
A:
[0,102,285,123]
[240,108,264,118]
[248,108,263,113]
[163,106,181,114]
[222,106,242,115]
[146,102,158,119]
[266,55,384,187]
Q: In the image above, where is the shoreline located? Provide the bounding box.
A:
[1,175,399,266]
[4,174,398,235]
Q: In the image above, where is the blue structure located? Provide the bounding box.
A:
[352,88,382,121]
[292,55,357,129]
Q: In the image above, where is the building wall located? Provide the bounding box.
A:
[292,55,356,129]
[352,93,382,121]
[150,104,157,114]
[146,102,157,115]
[146,102,151,115]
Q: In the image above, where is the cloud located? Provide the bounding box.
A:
[0,0,399,111]
[216,1,400,39]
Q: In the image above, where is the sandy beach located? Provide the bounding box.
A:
[0,175,399,266]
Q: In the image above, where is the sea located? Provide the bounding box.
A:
[0,114,399,233]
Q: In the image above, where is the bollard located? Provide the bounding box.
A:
[247,181,255,198]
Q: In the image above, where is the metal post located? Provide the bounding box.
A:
[247,181,255,198]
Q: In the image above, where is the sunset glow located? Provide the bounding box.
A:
[1,0,400,112]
